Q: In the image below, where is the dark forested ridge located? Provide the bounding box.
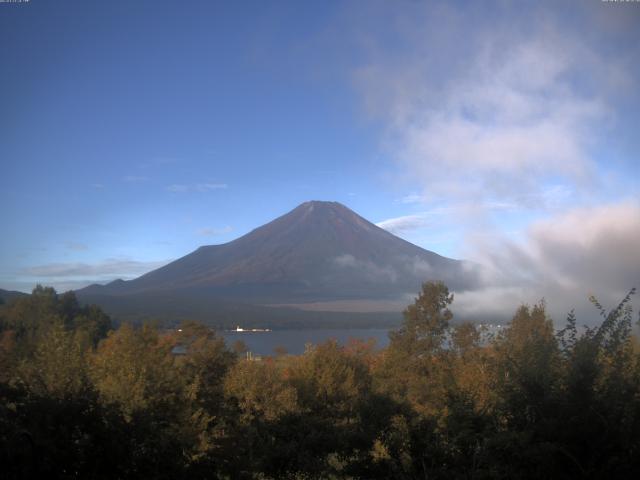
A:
[0,288,28,305]
[2,283,640,479]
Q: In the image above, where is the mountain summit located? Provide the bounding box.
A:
[77,201,477,324]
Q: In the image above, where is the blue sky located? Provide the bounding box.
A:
[1,0,639,319]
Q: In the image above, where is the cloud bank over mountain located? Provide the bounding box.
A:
[454,202,640,323]
[347,0,640,323]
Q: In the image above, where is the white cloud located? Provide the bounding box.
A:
[166,183,228,193]
[399,43,597,200]
[10,256,173,294]
[351,3,632,208]
[377,202,515,236]
[457,201,640,324]
[348,3,639,323]
[376,214,430,234]
[398,194,427,204]
[333,254,398,283]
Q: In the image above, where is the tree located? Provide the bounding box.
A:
[554,290,640,477]
[223,357,299,476]
[286,339,380,477]
[18,322,90,400]
[376,281,454,416]
[493,301,560,423]
[89,323,188,478]
[2,285,61,353]
[90,323,181,420]
[1,287,112,355]
[171,321,236,473]
[389,281,454,356]
[483,301,564,478]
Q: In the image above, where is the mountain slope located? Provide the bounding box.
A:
[76,201,479,324]
[0,288,28,304]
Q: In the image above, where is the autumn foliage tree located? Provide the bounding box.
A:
[1,283,639,479]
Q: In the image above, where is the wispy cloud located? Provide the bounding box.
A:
[65,242,88,252]
[397,194,427,205]
[376,207,458,235]
[166,183,228,193]
[139,157,179,169]
[349,2,639,323]
[123,175,149,183]
[20,257,171,279]
[352,2,636,209]
[333,254,398,284]
[90,183,104,189]
[0,279,99,294]
[166,184,189,193]
[197,226,233,237]
[376,214,430,234]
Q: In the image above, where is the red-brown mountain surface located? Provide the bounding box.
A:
[76,201,478,326]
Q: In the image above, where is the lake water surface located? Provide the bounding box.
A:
[220,328,391,356]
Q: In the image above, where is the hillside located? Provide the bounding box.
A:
[76,201,479,325]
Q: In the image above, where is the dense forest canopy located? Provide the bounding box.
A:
[1,282,639,479]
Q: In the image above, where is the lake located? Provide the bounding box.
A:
[220,328,392,356]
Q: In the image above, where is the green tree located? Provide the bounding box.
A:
[0,296,124,479]
[2,285,61,353]
[171,321,237,473]
[481,302,564,478]
[553,290,640,477]
[389,281,454,356]
[1,287,111,355]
